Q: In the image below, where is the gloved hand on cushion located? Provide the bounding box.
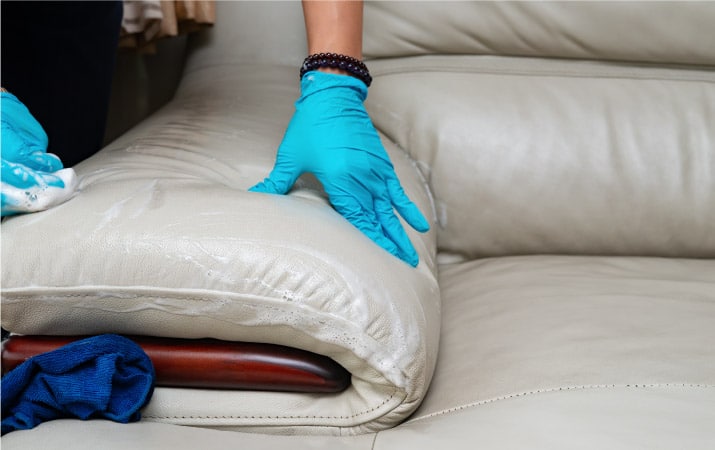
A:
[250,71,429,267]
[1,91,77,217]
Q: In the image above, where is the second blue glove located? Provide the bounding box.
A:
[1,91,77,216]
[250,71,429,267]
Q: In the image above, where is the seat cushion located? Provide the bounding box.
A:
[381,255,715,447]
[0,419,376,450]
[0,64,439,434]
[374,386,715,450]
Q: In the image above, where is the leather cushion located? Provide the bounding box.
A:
[414,255,715,423]
[371,255,715,448]
[0,64,440,434]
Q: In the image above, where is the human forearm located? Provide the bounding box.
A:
[302,0,363,60]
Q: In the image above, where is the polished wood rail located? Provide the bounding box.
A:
[1,335,351,393]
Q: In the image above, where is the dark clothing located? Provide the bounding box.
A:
[1,1,123,167]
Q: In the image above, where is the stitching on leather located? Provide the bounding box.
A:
[374,66,715,83]
[142,390,398,421]
[369,431,379,450]
[370,56,715,83]
[406,383,715,424]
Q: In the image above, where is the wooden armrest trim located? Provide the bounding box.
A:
[1,335,351,393]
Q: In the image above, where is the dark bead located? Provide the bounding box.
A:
[300,52,372,87]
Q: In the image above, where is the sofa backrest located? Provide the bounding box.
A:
[363,2,715,65]
[183,1,306,73]
[361,1,715,259]
[186,2,715,68]
[184,2,715,260]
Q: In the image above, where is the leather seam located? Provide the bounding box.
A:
[142,389,399,421]
[405,383,715,424]
[370,61,715,83]
[375,67,715,83]
[369,431,379,450]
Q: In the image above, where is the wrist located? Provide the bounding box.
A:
[300,52,372,87]
[299,70,368,103]
[315,67,352,77]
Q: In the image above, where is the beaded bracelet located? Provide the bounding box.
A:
[300,53,373,87]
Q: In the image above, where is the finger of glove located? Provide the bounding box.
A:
[23,150,64,173]
[1,159,65,189]
[386,176,430,233]
[1,168,77,216]
[249,162,300,195]
[374,196,420,267]
[331,194,401,259]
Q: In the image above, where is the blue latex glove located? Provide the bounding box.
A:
[1,91,77,216]
[250,71,429,266]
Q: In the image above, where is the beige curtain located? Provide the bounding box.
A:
[120,0,215,53]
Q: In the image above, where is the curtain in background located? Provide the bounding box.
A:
[120,0,215,52]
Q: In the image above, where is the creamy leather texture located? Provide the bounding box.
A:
[417,256,715,418]
[367,56,715,258]
[2,1,715,447]
[364,1,715,66]
[7,388,713,450]
[0,64,440,434]
[374,387,715,449]
[1,420,377,450]
[183,0,306,70]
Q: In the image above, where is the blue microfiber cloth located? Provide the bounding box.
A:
[1,334,155,435]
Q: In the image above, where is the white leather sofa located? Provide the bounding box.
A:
[2,2,714,448]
